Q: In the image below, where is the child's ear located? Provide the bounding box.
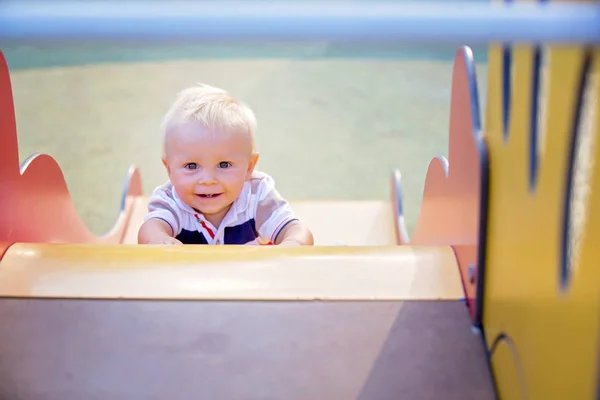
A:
[246,152,260,179]
[162,157,171,175]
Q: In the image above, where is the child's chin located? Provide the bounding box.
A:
[193,202,230,215]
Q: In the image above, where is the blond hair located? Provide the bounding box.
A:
[161,83,257,156]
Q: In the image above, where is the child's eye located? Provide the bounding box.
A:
[218,162,232,169]
[185,163,199,170]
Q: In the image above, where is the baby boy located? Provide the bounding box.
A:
[138,83,314,246]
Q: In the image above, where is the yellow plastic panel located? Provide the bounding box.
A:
[482,36,600,400]
[491,338,527,400]
[0,244,462,300]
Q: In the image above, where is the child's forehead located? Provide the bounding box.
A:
[169,121,249,144]
[170,121,219,139]
[166,123,252,158]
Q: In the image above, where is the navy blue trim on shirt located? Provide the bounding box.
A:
[272,218,298,243]
[175,219,259,245]
[176,229,209,244]
[224,218,258,244]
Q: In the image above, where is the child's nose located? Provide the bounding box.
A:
[197,169,217,184]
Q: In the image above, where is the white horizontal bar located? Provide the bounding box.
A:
[0,1,599,44]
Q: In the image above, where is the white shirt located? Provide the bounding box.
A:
[143,171,298,245]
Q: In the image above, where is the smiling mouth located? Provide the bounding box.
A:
[196,193,222,198]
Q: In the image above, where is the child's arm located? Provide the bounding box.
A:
[138,218,183,245]
[273,220,314,246]
[138,183,183,245]
[254,174,314,246]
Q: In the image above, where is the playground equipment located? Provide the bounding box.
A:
[0,1,598,399]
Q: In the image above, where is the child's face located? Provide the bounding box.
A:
[162,122,258,226]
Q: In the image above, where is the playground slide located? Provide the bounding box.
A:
[0,246,494,399]
[0,44,500,399]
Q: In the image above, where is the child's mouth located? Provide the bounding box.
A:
[196,193,222,198]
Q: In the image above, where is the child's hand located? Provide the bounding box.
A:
[151,237,183,245]
[138,218,182,245]
[278,240,302,247]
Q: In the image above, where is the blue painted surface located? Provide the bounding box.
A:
[501,45,512,141]
[0,0,501,70]
[501,0,513,142]
[1,0,599,71]
[1,1,599,44]
[529,47,542,191]
[529,0,547,190]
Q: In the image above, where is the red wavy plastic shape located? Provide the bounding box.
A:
[0,49,143,258]
[392,46,486,322]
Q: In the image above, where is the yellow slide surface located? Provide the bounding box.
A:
[0,243,462,300]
